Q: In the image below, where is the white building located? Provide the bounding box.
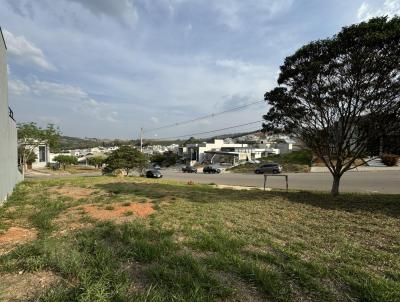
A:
[0,28,23,201]
[184,139,249,164]
[30,143,50,168]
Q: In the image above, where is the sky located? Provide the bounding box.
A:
[1,0,399,140]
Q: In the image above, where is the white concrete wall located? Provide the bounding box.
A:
[31,144,50,168]
[0,30,23,202]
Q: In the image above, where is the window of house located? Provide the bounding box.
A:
[39,146,46,162]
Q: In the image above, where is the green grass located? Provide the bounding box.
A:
[229,150,313,173]
[0,176,399,301]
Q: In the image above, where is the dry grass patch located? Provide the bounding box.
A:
[214,271,266,302]
[65,202,155,223]
[0,271,60,301]
[48,186,96,200]
[52,211,93,236]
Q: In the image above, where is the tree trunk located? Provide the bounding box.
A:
[379,136,384,156]
[331,174,341,196]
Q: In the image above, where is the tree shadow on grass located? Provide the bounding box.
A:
[95,181,400,219]
[266,190,400,218]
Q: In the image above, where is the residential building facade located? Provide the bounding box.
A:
[30,143,50,169]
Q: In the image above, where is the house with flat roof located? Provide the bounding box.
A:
[0,27,23,202]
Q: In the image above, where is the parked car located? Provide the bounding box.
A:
[146,169,163,178]
[203,165,221,174]
[182,165,197,173]
[255,163,282,174]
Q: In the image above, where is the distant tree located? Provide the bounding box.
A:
[18,150,37,165]
[263,17,400,196]
[18,122,61,175]
[87,156,105,169]
[53,155,78,170]
[151,151,179,167]
[102,146,148,175]
[183,137,199,146]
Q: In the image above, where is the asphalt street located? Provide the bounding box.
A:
[161,170,400,194]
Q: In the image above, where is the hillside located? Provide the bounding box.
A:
[59,130,262,150]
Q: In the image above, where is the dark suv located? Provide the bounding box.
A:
[182,165,197,173]
[203,165,221,174]
[146,169,163,178]
[255,163,282,174]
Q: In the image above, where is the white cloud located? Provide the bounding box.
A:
[9,78,118,122]
[150,116,159,123]
[3,30,56,71]
[212,0,294,29]
[358,0,400,20]
[65,0,138,26]
[9,79,31,95]
[215,59,271,78]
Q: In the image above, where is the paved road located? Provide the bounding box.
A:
[162,170,400,194]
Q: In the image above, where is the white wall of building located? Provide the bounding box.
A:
[0,30,23,202]
[186,139,249,163]
[31,144,50,168]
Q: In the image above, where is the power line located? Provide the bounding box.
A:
[153,120,264,141]
[144,100,264,133]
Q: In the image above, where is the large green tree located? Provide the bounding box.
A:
[263,17,400,196]
[151,151,179,167]
[53,155,78,170]
[18,123,61,174]
[103,146,148,175]
[87,156,106,169]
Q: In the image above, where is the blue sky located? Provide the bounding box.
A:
[1,0,399,139]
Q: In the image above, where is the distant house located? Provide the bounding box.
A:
[0,27,23,202]
[30,143,50,169]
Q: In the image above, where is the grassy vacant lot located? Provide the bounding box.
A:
[229,150,312,173]
[0,176,399,301]
[41,165,100,175]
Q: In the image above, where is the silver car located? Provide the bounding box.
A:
[255,163,282,174]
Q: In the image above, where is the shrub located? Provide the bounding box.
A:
[381,154,399,166]
[53,155,78,170]
[102,146,147,176]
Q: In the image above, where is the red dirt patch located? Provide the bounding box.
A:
[0,271,60,301]
[69,202,155,222]
[49,186,96,199]
[0,227,37,245]
[0,227,38,256]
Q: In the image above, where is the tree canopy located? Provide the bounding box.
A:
[151,151,179,167]
[53,155,78,170]
[17,122,61,174]
[102,146,148,175]
[87,156,106,168]
[263,17,400,195]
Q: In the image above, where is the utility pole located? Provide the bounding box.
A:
[140,127,143,153]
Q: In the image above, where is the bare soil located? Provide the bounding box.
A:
[48,186,96,200]
[64,202,155,223]
[0,227,38,256]
[0,271,60,301]
[0,227,37,244]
